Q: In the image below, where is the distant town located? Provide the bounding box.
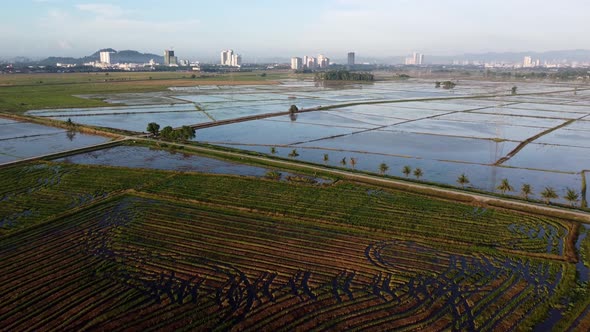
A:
[3,48,590,78]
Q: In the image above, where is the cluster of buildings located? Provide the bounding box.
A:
[290,54,332,70]
[454,56,583,69]
[405,52,425,65]
[220,50,242,67]
[522,56,542,68]
[79,51,159,70]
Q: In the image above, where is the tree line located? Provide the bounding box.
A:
[147,122,196,141]
[315,70,374,82]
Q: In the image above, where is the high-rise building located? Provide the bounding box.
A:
[405,52,424,65]
[291,57,303,70]
[99,51,111,64]
[221,50,241,67]
[523,56,533,68]
[231,54,242,67]
[317,54,330,68]
[164,50,177,66]
[347,52,355,66]
[221,50,233,66]
[304,56,316,69]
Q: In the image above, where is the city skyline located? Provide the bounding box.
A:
[2,0,590,59]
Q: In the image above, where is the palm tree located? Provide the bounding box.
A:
[413,168,423,180]
[288,149,299,158]
[350,157,357,169]
[457,173,470,188]
[565,188,580,207]
[379,163,389,175]
[496,178,514,195]
[521,184,533,200]
[340,157,347,166]
[402,165,412,177]
[270,147,277,155]
[541,187,558,205]
[323,153,329,165]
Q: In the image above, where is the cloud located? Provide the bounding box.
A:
[75,3,124,18]
[32,5,201,56]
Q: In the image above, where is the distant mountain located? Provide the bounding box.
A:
[38,49,164,65]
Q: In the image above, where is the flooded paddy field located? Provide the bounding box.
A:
[22,79,590,204]
[0,118,110,164]
[29,80,571,133]
[54,145,330,183]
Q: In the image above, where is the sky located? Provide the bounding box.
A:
[1,0,590,60]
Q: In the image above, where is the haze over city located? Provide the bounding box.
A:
[3,0,590,60]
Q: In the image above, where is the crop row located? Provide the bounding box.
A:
[2,194,570,330]
[0,162,172,236]
[0,162,571,257]
[145,172,571,256]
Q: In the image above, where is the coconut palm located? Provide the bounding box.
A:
[379,163,389,175]
[457,173,470,188]
[402,166,412,177]
[540,187,558,205]
[323,153,329,165]
[565,188,580,207]
[496,178,514,195]
[413,168,423,180]
[288,149,299,158]
[520,184,533,200]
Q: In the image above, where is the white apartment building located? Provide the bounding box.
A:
[99,51,111,64]
[291,57,303,70]
[221,50,242,67]
[317,54,330,68]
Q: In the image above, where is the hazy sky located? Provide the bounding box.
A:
[2,0,590,60]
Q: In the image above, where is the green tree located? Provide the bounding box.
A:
[179,126,196,141]
[402,165,412,177]
[497,178,514,194]
[323,153,329,165]
[379,163,389,175]
[511,86,518,95]
[66,118,74,127]
[413,168,423,179]
[160,126,174,140]
[340,157,347,166]
[521,184,533,200]
[435,81,441,88]
[457,173,470,188]
[288,149,299,158]
[565,188,580,207]
[289,105,299,113]
[541,187,558,204]
[270,147,277,155]
[146,122,160,136]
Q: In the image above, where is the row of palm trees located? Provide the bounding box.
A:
[270,147,582,207]
[455,173,580,206]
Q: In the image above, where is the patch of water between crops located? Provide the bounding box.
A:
[0,130,110,164]
[53,145,331,184]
